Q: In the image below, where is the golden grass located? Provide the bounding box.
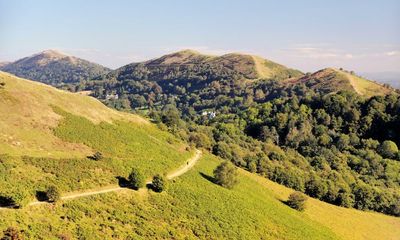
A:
[242,169,400,240]
[0,72,147,158]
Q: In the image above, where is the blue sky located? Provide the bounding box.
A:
[0,0,399,72]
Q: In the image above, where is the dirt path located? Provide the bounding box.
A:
[25,150,202,207]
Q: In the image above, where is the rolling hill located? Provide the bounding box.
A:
[0,50,110,86]
[284,68,395,97]
[105,49,303,82]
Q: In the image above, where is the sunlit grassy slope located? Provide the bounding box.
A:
[0,71,191,195]
[284,68,394,97]
[2,154,397,239]
[0,71,145,158]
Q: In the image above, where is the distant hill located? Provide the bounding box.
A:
[101,49,303,82]
[0,62,10,68]
[0,50,110,86]
[284,68,395,97]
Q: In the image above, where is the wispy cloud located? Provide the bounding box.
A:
[385,51,400,56]
[282,47,354,59]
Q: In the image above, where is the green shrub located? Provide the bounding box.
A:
[152,174,167,192]
[379,140,398,159]
[128,168,145,190]
[91,151,103,161]
[213,161,239,189]
[287,191,307,211]
[46,185,61,203]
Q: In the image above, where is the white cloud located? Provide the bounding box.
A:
[385,51,400,56]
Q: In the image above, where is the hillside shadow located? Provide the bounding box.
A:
[35,191,48,202]
[0,195,16,208]
[199,172,216,184]
[116,176,129,188]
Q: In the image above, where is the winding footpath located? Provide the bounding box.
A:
[23,150,202,207]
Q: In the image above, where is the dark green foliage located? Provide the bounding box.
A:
[287,191,307,211]
[152,174,167,192]
[213,161,239,189]
[128,168,145,190]
[45,185,61,203]
[379,140,398,159]
[1,227,23,240]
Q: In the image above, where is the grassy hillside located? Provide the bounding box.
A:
[0,71,192,203]
[0,71,184,158]
[284,68,394,97]
[1,154,398,239]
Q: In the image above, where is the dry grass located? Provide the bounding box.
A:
[242,169,400,240]
[0,72,147,158]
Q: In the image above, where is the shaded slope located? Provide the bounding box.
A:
[0,50,110,86]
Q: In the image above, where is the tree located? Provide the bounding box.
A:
[1,227,23,240]
[45,185,61,203]
[379,140,398,159]
[213,161,239,189]
[128,168,145,190]
[152,174,167,192]
[287,191,307,211]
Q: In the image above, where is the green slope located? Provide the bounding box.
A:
[2,154,398,239]
[0,71,191,203]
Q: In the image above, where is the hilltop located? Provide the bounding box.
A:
[0,50,110,86]
[284,68,395,97]
[94,49,303,88]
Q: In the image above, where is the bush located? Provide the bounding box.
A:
[287,191,307,211]
[213,161,239,189]
[379,140,398,159]
[46,185,61,203]
[91,151,103,161]
[128,168,145,190]
[152,174,167,192]
[1,227,23,240]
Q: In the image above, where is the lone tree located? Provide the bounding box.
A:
[45,185,61,203]
[213,161,239,189]
[379,140,398,159]
[152,174,167,192]
[128,168,145,190]
[287,191,307,211]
